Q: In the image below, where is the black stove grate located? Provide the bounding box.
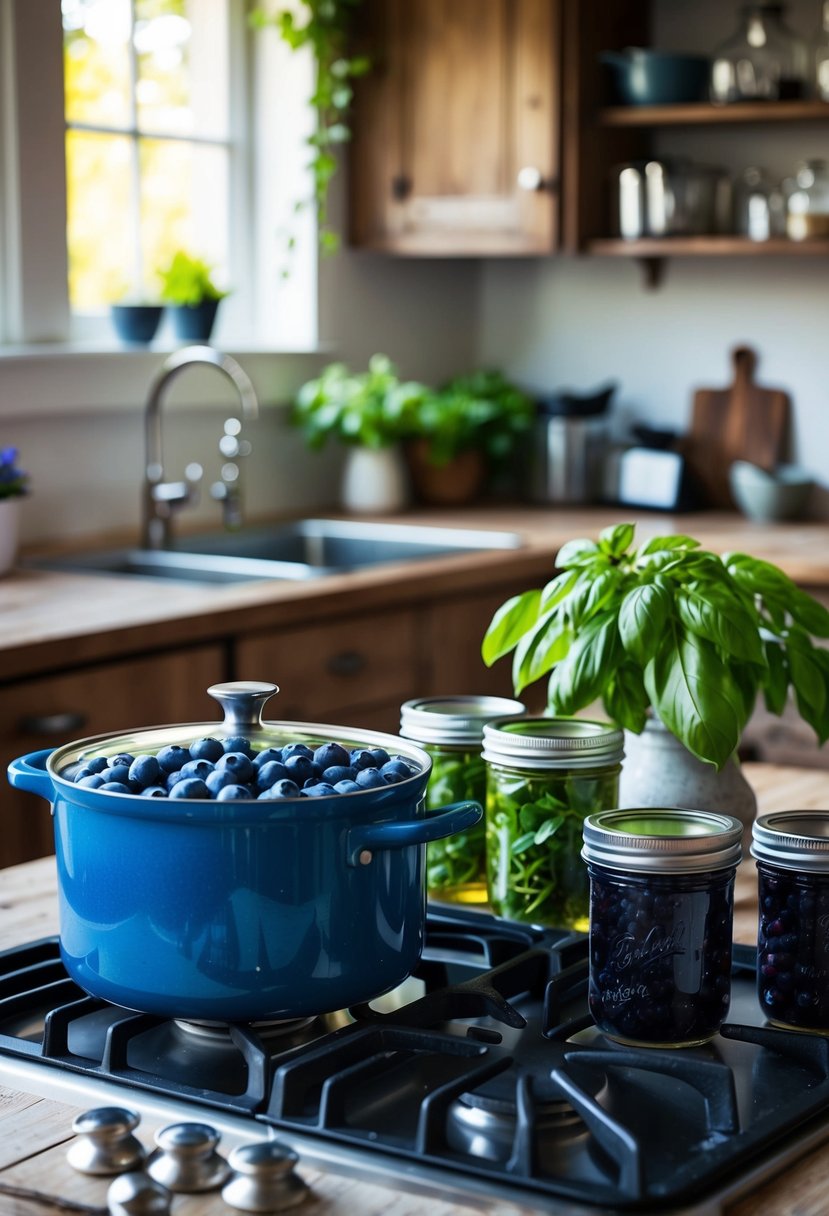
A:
[1,909,829,1211]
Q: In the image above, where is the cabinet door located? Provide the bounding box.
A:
[350,0,561,254]
[0,645,226,869]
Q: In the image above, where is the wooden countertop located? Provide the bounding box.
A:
[4,507,829,681]
[0,762,827,1215]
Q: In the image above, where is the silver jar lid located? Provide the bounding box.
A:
[481,716,624,770]
[400,696,526,746]
[751,811,829,873]
[582,809,744,874]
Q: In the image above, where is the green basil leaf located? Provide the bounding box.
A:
[510,831,538,856]
[637,534,701,555]
[548,613,622,714]
[482,588,541,666]
[512,616,573,695]
[676,587,765,664]
[555,538,601,568]
[644,626,742,769]
[618,583,673,666]
[787,636,827,716]
[724,552,796,600]
[583,567,623,618]
[539,569,580,610]
[599,522,635,558]
[603,664,650,734]
[762,641,790,716]
[534,815,565,845]
[787,586,829,638]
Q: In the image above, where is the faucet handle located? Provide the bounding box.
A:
[150,463,203,510]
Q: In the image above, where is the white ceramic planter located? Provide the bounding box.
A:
[341,446,409,514]
[0,497,21,576]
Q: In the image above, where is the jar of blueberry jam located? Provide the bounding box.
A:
[582,809,744,1048]
[751,811,829,1033]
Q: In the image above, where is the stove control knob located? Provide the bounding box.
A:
[221,1140,309,1212]
[67,1106,146,1176]
[146,1121,231,1192]
[107,1171,171,1216]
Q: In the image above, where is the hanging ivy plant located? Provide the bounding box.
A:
[251,1,370,256]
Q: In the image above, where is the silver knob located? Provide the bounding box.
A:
[146,1122,231,1193]
[222,1140,309,1212]
[107,1171,171,1216]
[517,166,544,191]
[67,1107,145,1176]
[207,682,280,734]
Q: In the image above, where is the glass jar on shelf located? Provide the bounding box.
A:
[732,166,787,239]
[711,3,810,103]
[814,0,829,99]
[786,159,829,238]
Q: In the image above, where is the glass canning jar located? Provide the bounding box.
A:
[400,695,525,905]
[786,159,829,239]
[751,811,829,1032]
[482,717,623,930]
[711,3,809,103]
[582,809,743,1048]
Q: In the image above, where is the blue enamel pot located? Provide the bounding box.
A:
[7,682,481,1023]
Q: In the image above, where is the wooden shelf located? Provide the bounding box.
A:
[599,100,829,127]
[588,236,829,257]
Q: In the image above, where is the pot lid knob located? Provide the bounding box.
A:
[146,1122,231,1193]
[67,1106,146,1176]
[107,1171,171,1216]
[221,1140,309,1212]
[207,681,279,734]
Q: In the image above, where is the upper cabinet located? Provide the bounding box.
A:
[349,0,562,255]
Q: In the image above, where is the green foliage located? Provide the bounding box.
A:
[251,1,370,254]
[409,370,535,467]
[292,354,427,449]
[482,523,829,770]
[157,251,228,306]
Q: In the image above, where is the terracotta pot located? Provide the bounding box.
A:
[405,440,487,505]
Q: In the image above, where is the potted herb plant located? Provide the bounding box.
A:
[292,354,427,512]
[405,370,535,505]
[482,523,829,828]
[0,447,30,576]
[158,251,229,342]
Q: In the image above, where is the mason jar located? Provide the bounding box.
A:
[582,809,743,1048]
[751,811,829,1032]
[482,717,623,929]
[400,695,525,904]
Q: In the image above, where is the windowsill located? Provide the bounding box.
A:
[0,340,331,358]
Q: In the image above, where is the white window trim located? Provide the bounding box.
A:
[0,0,323,416]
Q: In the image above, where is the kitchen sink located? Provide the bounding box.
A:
[29,520,524,584]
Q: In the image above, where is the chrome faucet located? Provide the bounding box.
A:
[142,346,259,550]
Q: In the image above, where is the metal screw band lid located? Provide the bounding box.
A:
[582,809,744,873]
[482,717,624,770]
[751,811,829,872]
[399,695,526,746]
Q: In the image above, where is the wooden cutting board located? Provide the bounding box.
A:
[684,346,791,509]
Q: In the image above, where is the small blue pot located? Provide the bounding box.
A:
[8,721,480,1023]
[602,49,710,106]
[169,298,221,342]
[110,304,163,345]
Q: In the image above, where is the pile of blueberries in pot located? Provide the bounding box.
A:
[757,866,829,1030]
[63,737,421,801]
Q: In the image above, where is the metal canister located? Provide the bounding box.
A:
[582,809,743,1048]
[400,695,525,904]
[482,717,623,929]
[751,811,829,1032]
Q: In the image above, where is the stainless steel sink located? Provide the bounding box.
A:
[29,520,523,584]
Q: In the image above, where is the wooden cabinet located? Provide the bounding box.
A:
[0,645,226,868]
[349,0,562,255]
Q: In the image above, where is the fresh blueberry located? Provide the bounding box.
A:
[189,737,225,763]
[259,778,300,799]
[216,752,255,784]
[223,735,254,757]
[300,782,337,797]
[369,747,391,767]
[179,758,215,782]
[380,759,415,783]
[252,747,284,770]
[99,781,131,794]
[322,765,354,784]
[284,754,314,784]
[129,755,161,789]
[111,753,136,768]
[350,748,376,772]
[72,766,96,783]
[169,778,211,799]
[165,770,185,791]
[157,745,191,773]
[100,764,131,786]
[83,756,108,774]
[206,767,245,797]
[77,774,106,789]
[334,779,361,794]
[282,742,314,762]
[216,784,253,801]
[256,761,290,790]
[141,785,168,798]
[313,742,350,771]
[355,767,386,790]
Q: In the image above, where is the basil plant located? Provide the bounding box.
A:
[482,523,829,770]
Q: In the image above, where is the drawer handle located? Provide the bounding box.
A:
[326,650,367,678]
[19,711,88,737]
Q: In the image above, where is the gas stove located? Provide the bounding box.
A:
[2,906,829,1215]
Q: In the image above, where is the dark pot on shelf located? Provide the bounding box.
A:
[110,304,163,345]
[169,297,221,342]
[6,682,480,1023]
[405,440,487,506]
[601,48,710,106]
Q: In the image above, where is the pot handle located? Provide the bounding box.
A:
[346,801,482,867]
[7,749,56,801]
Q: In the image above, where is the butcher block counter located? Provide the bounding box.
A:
[0,763,827,1216]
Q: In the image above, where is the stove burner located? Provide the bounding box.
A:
[173,1016,318,1042]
